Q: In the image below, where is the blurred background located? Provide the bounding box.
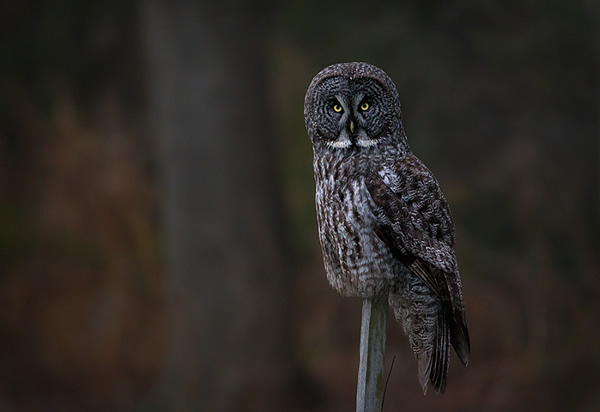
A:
[1,1,599,411]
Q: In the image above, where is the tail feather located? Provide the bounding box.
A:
[429,310,450,394]
[417,349,431,394]
[415,307,451,395]
[451,315,470,366]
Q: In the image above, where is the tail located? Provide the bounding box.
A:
[417,308,469,394]
[418,309,449,394]
[391,290,470,395]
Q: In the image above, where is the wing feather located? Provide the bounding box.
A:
[366,154,470,369]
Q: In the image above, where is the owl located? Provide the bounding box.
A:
[304,62,470,394]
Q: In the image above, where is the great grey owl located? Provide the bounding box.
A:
[304,62,470,394]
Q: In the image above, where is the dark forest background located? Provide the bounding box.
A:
[1,1,599,411]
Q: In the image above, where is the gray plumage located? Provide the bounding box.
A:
[304,62,470,394]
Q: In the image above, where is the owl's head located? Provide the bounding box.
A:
[304,62,408,153]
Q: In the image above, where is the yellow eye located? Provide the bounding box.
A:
[333,104,342,113]
[360,102,370,111]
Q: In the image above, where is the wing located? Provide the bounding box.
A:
[365,154,470,366]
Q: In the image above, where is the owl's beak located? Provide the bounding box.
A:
[350,120,355,134]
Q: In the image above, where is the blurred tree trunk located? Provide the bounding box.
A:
[142,1,290,410]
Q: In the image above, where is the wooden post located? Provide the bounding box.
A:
[356,294,389,412]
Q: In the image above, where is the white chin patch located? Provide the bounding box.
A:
[326,139,352,148]
[356,137,379,147]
